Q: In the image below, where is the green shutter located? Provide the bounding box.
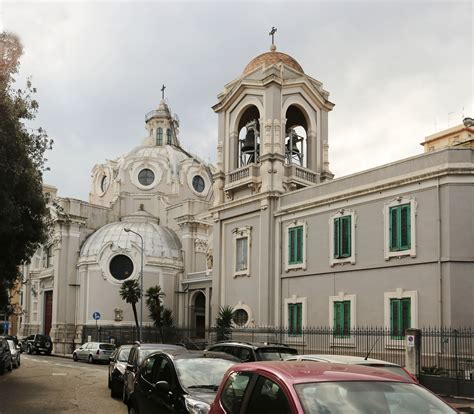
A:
[343,301,351,336]
[288,228,294,264]
[288,304,294,333]
[334,218,340,258]
[341,216,351,257]
[288,303,302,336]
[296,303,302,334]
[334,302,341,335]
[401,298,411,335]
[390,299,400,338]
[389,207,398,251]
[400,204,411,250]
[296,226,303,263]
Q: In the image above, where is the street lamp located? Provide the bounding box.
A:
[124,227,144,342]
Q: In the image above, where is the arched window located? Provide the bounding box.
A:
[166,128,172,145]
[237,106,260,167]
[156,128,163,146]
[285,105,308,167]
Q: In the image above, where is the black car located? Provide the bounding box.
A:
[206,340,298,362]
[22,334,53,355]
[109,344,133,398]
[122,343,185,405]
[128,349,239,414]
[0,337,13,374]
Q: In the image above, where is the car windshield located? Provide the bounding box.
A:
[117,347,131,362]
[99,344,115,350]
[294,381,456,414]
[175,358,236,390]
[256,347,298,361]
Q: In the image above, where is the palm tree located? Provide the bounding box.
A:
[119,279,141,341]
[215,305,235,341]
[145,285,165,342]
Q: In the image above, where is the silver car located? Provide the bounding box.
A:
[7,340,20,368]
[73,342,116,363]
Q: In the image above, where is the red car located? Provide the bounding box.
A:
[209,361,457,414]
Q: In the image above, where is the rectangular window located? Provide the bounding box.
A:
[389,204,411,251]
[334,216,351,258]
[166,129,172,145]
[390,298,411,339]
[288,226,303,265]
[288,303,302,335]
[333,301,350,337]
[235,237,248,272]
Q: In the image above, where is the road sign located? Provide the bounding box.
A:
[406,334,415,348]
[92,312,101,321]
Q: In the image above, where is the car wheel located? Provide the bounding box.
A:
[73,353,78,362]
[27,345,32,355]
[110,380,121,398]
[128,403,139,414]
[8,360,13,372]
[108,375,111,389]
[45,351,52,356]
[17,358,20,367]
[0,362,4,375]
[122,386,128,404]
[88,355,93,364]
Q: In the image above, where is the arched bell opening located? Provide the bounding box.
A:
[237,105,260,167]
[285,105,309,168]
[191,291,206,339]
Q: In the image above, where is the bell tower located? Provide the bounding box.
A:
[212,40,334,206]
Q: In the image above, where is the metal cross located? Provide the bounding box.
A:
[269,27,277,44]
[161,84,166,99]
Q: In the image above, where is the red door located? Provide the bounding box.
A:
[44,291,53,335]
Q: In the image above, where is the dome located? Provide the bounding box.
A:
[243,50,304,75]
[80,220,182,260]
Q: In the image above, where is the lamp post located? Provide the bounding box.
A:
[124,227,144,342]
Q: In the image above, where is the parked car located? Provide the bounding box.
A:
[0,337,13,374]
[209,361,457,414]
[285,354,418,383]
[72,342,116,363]
[7,339,20,368]
[109,344,133,398]
[128,349,239,414]
[122,342,185,405]
[206,341,298,362]
[21,334,53,355]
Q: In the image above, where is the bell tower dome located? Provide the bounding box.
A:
[212,40,334,206]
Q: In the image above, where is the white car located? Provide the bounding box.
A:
[72,342,116,363]
[286,354,417,382]
[7,340,20,368]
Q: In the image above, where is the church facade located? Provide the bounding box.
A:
[19,44,474,353]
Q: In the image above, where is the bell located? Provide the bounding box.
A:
[241,128,256,153]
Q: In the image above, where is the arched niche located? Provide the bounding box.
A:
[191,290,206,339]
[284,104,310,168]
[236,105,261,167]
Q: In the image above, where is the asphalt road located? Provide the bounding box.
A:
[0,354,127,414]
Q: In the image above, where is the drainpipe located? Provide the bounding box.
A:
[437,178,443,327]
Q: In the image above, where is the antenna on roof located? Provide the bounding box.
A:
[364,338,379,360]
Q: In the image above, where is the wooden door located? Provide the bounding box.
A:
[44,291,53,335]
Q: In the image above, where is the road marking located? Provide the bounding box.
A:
[52,373,67,376]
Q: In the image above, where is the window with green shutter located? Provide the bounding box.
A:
[334,216,351,258]
[288,303,303,335]
[389,204,411,251]
[333,301,350,337]
[288,226,303,265]
[390,298,411,339]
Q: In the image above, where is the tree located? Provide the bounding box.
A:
[215,305,235,341]
[0,32,53,315]
[119,279,141,341]
[145,285,166,342]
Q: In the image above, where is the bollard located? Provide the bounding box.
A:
[405,328,422,378]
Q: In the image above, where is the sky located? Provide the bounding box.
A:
[2,0,473,201]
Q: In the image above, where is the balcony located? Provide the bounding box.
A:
[284,164,319,189]
[225,164,261,192]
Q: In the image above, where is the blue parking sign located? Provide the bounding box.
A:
[92,312,101,320]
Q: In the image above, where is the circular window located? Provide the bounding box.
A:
[192,175,205,193]
[138,168,155,186]
[109,255,134,281]
[233,309,249,327]
[100,175,109,192]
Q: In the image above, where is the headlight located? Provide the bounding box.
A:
[184,396,210,414]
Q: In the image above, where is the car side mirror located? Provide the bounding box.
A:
[154,381,170,394]
[109,356,114,362]
[126,363,135,372]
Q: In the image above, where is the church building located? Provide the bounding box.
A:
[19,41,474,353]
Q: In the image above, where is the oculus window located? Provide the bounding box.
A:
[233,309,249,327]
[138,168,155,186]
[100,175,109,193]
[192,175,205,193]
[109,255,134,281]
